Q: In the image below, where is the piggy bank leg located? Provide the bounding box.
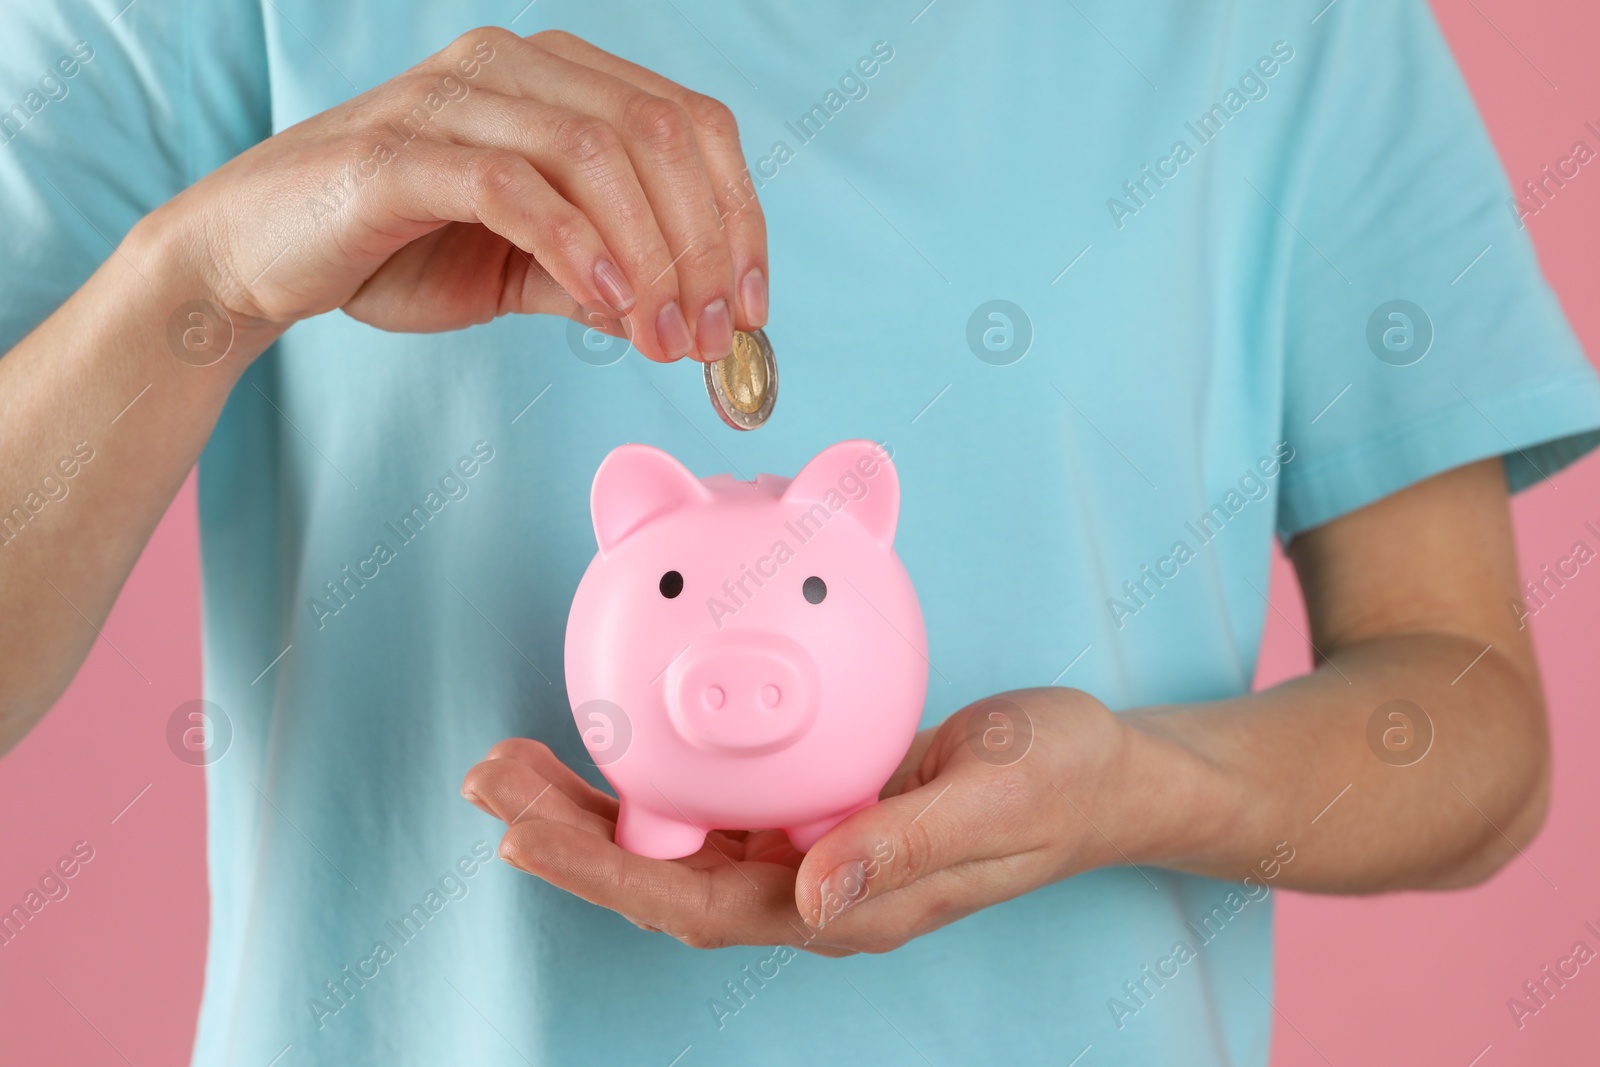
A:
[785,799,877,853]
[616,803,707,860]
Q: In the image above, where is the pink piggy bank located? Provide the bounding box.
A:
[564,439,927,859]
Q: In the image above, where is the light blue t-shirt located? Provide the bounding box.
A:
[4,1,1598,1064]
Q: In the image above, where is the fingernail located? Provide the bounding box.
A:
[656,301,694,360]
[815,859,867,927]
[740,268,768,328]
[696,298,734,361]
[593,259,635,314]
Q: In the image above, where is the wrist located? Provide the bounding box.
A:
[122,199,286,384]
[1105,706,1261,879]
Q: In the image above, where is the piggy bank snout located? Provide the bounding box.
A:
[666,632,819,754]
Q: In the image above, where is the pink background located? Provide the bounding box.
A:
[2,2,1596,1063]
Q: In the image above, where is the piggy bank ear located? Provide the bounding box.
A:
[782,440,899,547]
[591,444,710,554]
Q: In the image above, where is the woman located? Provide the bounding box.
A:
[2,1,1595,1063]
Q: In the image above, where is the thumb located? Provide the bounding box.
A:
[794,764,996,929]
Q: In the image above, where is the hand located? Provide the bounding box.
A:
[460,688,1167,955]
[142,27,767,362]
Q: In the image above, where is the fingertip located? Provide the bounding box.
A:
[621,308,671,363]
[592,258,636,315]
[694,298,734,362]
[739,267,768,330]
[792,829,862,918]
[459,765,491,803]
[485,737,544,763]
[465,793,499,822]
[655,300,694,361]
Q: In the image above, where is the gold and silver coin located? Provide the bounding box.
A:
[705,327,777,431]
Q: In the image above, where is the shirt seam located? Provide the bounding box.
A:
[1282,367,1600,491]
[1277,366,1600,538]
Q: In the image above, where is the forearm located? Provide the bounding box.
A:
[0,211,278,751]
[462,413,1554,956]
[1115,631,1548,893]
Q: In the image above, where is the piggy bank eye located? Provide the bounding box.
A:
[659,570,684,599]
[802,576,827,604]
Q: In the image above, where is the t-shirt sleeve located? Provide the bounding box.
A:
[1273,0,1600,540]
[0,0,271,353]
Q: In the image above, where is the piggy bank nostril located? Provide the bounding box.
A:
[662,632,821,753]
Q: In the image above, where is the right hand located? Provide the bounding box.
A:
[151,26,767,363]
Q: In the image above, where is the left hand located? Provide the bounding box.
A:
[460,687,1148,955]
